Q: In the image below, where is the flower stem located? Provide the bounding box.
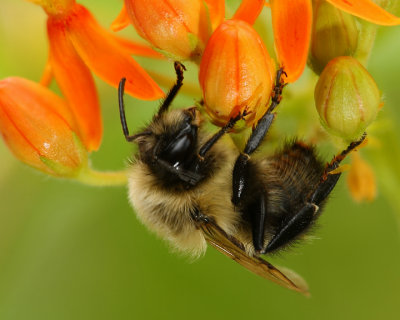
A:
[354,22,378,66]
[76,166,128,187]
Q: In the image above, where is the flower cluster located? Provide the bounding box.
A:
[1,0,399,200]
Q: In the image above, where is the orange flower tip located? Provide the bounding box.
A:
[111,3,130,32]
[204,0,225,30]
[233,0,265,25]
[347,153,377,203]
[327,0,400,26]
[0,77,88,177]
[124,0,213,61]
[314,56,380,142]
[271,0,312,83]
[199,19,276,130]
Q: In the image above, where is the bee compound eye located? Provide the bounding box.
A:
[160,125,197,165]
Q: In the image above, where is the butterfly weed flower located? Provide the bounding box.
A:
[27,0,164,152]
[0,77,87,177]
[121,0,224,62]
[0,77,129,185]
[198,19,275,130]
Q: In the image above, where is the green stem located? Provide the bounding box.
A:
[76,166,128,187]
[354,22,378,66]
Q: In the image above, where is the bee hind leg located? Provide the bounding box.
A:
[263,134,367,253]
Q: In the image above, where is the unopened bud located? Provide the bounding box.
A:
[314,56,380,141]
[0,77,87,177]
[199,19,275,129]
[309,0,359,74]
[124,0,212,62]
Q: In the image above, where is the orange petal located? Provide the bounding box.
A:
[347,152,376,202]
[40,59,53,87]
[233,0,265,25]
[327,0,400,26]
[204,0,225,30]
[270,0,312,82]
[47,16,103,152]
[111,3,131,32]
[67,4,164,100]
[0,77,84,175]
[110,36,164,59]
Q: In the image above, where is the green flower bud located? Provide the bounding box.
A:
[309,0,359,74]
[314,56,381,142]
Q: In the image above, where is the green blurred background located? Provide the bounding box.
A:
[1,1,400,319]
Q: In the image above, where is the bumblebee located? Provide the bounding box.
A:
[118,62,365,294]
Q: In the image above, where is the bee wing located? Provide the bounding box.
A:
[199,218,309,295]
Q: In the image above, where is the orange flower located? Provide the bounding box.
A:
[347,152,377,202]
[0,77,87,177]
[123,0,214,62]
[267,0,400,82]
[269,0,312,83]
[30,0,164,151]
[199,19,275,129]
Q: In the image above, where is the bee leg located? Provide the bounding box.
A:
[192,109,247,174]
[232,68,286,205]
[263,134,366,253]
[118,62,186,141]
[247,193,267,252]
[310,133,367,204]
[197,110,247,159]
[157,61,186,116]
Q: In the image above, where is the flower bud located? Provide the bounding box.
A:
[309,0,359,74]
[0,77,87,177]
[199,19,276,129]
[124,0,213,62]
[314,56,380,141]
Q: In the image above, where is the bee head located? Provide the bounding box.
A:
[134,107,201,168]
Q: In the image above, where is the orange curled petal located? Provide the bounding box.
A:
[111,3,130,32]
[0,77,83,174]
[233,0,265,25]
[67,4,164,100]
[271,0,312,82]
[204,0,225,30]
[327,0,400,26]
[47,17,102,152]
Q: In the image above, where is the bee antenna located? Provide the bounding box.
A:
[157,61,186,116]
[118,78,137,142]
